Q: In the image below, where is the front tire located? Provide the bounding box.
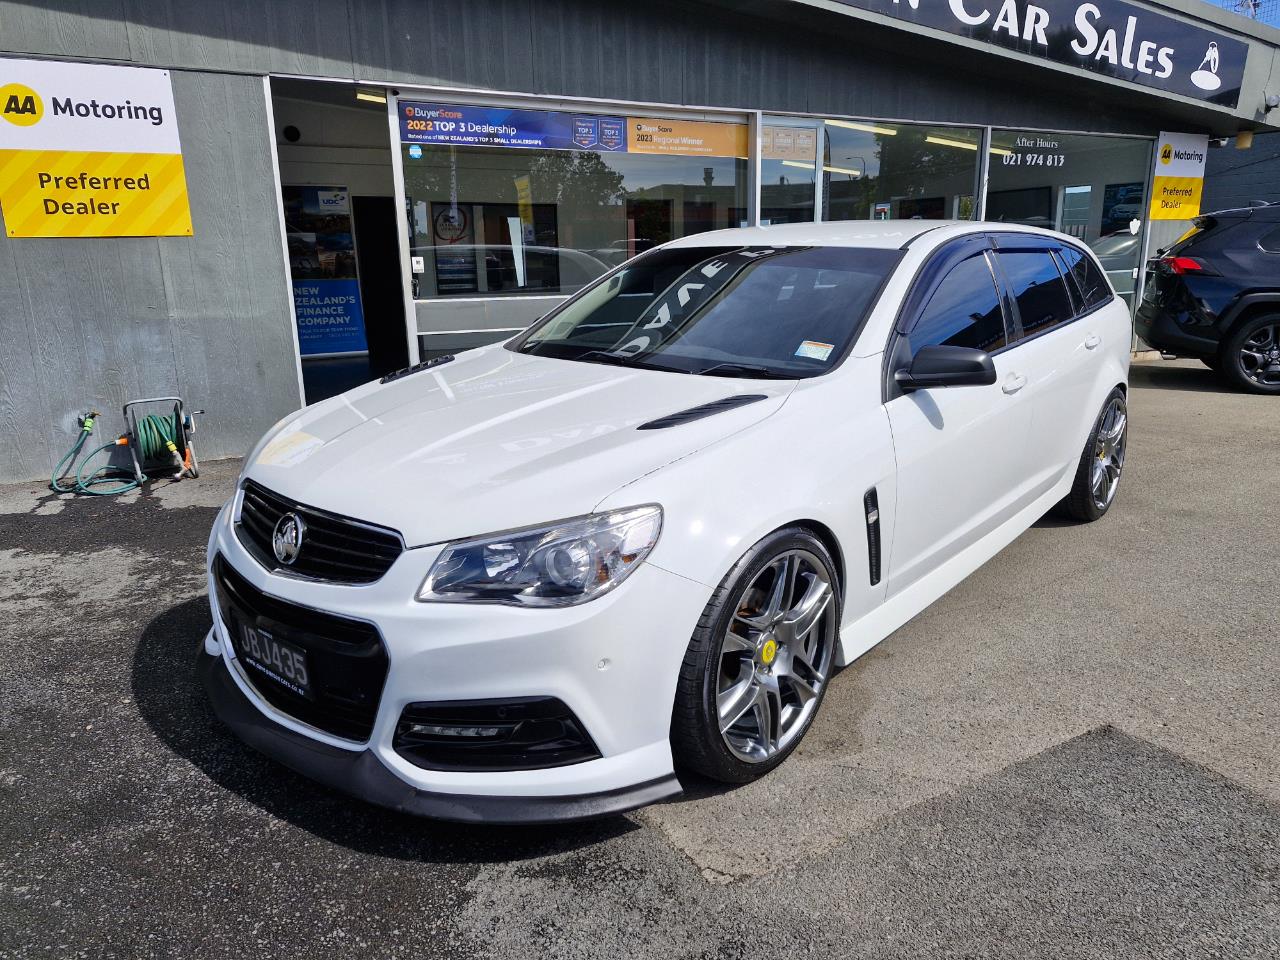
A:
[1057,387,1128,523]
[1219,314,1280,394]
[671,528,840,784]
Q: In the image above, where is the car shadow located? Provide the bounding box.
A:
[131,597,638,862]
[1129,361,1237,394]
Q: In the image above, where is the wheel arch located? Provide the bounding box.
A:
[1220,293,1280,338]
[788,518,847,602]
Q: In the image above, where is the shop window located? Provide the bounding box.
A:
[761,122,819,225]
[820,120,982,223]
[399,102,748,301]
[987,131,1151,309]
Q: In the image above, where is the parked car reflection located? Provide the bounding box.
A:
[1089,232,1141,305]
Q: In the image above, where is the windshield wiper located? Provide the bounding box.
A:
[576,350,636,367]
[696,363,792,380]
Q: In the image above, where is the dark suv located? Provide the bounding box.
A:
[1136,203,1280,394]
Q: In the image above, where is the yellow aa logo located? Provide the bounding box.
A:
[1160,143,1173,165]
[0,83,43,127]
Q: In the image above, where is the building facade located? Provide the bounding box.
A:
[1,0,1278,483]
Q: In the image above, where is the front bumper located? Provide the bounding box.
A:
[203,497,708,820]
[197,643,681,823]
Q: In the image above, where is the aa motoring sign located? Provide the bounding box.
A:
[0,57,193,238]
[832,0,1248,108]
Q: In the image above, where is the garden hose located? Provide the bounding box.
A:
[51,410,183,496]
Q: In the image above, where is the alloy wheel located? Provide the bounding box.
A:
[1239,323,1280,388]
[1091,395,1127,510]
[715,549,838,763]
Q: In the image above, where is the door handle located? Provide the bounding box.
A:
[1084,334,1101,350]
[1001,373,1027,395]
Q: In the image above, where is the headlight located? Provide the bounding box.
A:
[416,505,663,607]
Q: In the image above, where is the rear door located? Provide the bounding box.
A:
[882,235,1035,596]
[989,236,1098,495]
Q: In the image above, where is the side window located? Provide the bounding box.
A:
[908,253,1007,354]
[997,250,1076,337]
[1056,245,1112,310]
[1258,227,1280,254]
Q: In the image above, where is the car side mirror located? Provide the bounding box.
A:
[895,344,997,391]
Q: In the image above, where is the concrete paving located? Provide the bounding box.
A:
[0,359,1276,958]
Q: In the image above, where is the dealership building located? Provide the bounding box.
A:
[0,0,1277,483]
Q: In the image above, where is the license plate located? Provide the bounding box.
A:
[238,622,311,698]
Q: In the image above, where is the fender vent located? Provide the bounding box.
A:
[864,487,882,586]
[637,394,768,430]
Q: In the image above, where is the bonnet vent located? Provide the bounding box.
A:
[637,394,768,430]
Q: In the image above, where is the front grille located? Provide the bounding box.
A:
[236,480,403,584]
[214,554,388,741]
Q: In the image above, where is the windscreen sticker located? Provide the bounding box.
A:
[795,340,834,362]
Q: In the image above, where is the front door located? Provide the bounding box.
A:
[883,241,1034,596]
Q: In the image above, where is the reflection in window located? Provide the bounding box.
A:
[519,245,901,378]
[997,251,1074,336]
[403,141,747,300]
[821,121,982,223]
[1057,245,1113,310]
[909,254,1006,354]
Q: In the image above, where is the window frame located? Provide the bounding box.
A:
[988,234,1100,347]
[882,232,1015,403]
[1051,240,1117,320]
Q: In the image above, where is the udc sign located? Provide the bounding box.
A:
[832,0,1248,108]
[0,57,192,237]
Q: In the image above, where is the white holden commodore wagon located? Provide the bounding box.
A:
[201,221,1130,822]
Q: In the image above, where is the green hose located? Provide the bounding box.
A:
[51,410,181,496]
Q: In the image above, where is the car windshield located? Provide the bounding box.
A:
[513,245,901,378]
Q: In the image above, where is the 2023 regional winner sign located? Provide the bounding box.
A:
[831,0,1248,108]
[0,57,193,238]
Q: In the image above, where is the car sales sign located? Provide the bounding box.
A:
[0,57,193,238]
[831,0,1248,108]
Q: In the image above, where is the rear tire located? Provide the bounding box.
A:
[671,528,840,784]
[1056,387,1127,523]
[1219,313,1280,395]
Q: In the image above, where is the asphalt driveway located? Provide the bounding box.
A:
[1,359,1277,959]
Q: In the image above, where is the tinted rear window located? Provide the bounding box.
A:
[996,251,1075,337]
[1057,245,1112,310]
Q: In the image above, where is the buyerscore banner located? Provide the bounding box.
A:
[399,102,748,158]
[0,57,193,238]
[830,0,1248,108]
[1149,131,1208,221]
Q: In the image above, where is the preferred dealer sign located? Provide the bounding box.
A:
[0,57,193,238]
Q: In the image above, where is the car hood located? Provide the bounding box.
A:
[244,344,792,546]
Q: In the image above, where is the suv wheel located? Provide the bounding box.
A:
[671,528,840,784]
[1220,314,1280,394]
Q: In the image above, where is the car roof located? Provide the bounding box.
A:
[662,219,1086,251]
